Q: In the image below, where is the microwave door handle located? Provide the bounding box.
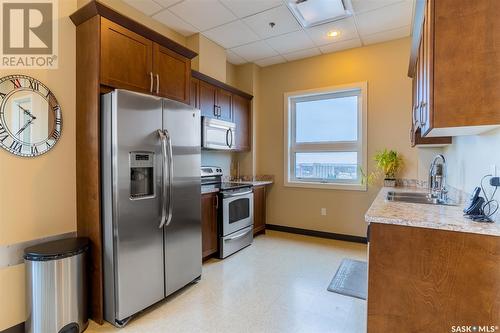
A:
[158,129,167,228]
[226,129,230,148]
[165,129,174,227]
[229,128,233,148]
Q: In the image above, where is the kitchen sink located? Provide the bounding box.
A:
[386,191,458,206]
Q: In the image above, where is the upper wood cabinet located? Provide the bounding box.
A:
[153,44,190,104]
[232,94,251,151]
[199,80,218,118]
[190,78,200,108]
[216,88,232,122]
[408,0,500,137]
[101,18,153,94]
[100,17,191,104]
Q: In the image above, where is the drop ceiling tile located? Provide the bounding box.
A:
[265,30,315,54]
[351,0,405,14]
[154,0,183,8]
[226,50,247,65]
[305,17,358,46]
[255,55,286,67]
[152,9,199,36]
[122,0,162,16]
[220,0,283,18]
[282,47,321,62]
[319,38,362,54]
[243,5,301,39]
[203,20,259,48]
[355,1,413,36]
[361,25,410,45]
[169,0,237,31]
[230,40,278,61]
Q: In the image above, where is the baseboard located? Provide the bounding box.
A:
[266,224,368,244]
[0,322,24,333]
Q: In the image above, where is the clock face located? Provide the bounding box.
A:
[0,75,62,157]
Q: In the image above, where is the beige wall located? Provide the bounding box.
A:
[0,0,77,329]
[256,38,416,237]
[187,34,226,82]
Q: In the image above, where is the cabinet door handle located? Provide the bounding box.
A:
[214,105,218,117]
[156,74,160,94]
[150,72,153,93]
[420,102,427,126]
[215,195,218,209]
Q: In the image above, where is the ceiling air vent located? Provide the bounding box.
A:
[286,0,353,28]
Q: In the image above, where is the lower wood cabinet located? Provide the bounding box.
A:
[368,223,499,332]
[201,192,218,259]
[253,185,266,235]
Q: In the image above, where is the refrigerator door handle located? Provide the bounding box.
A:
[164,129,174,227]
[158,129,168,228]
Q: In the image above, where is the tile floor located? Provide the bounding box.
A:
[87,230,368,333]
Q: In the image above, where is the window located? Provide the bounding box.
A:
[284,82,367,190]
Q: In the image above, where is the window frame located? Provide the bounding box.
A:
[283,82,368,191]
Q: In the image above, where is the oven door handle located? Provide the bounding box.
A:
[226,228,253,241]
[224,190,253,198]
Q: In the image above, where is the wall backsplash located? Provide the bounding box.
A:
[444,128,500,222]
[201,151,233,176]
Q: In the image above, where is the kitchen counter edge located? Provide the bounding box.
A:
[365,186,500,237]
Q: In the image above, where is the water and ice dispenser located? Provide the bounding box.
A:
[129,152,155,199]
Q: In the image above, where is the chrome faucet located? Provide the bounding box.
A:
[428,154,447,202]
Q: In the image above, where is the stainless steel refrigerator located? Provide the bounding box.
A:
[101,89,201,327]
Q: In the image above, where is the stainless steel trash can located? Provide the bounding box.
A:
[24,237,89,333]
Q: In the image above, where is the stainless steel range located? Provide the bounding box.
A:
[201,166,253,258]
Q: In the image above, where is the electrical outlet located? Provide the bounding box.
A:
[490,164,497,177]
[321,208,327,216]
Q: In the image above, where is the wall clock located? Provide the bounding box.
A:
[0,74,62,157]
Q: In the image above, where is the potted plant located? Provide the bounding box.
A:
[362,149,404,187]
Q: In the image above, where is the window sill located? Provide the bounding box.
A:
[284,180,367,191]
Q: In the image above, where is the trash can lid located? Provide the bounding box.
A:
[24,237,89,261]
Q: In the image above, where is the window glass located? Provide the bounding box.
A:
[295,152,358,181]
[295,95,358,143]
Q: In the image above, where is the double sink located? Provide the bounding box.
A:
[386,191,458,206]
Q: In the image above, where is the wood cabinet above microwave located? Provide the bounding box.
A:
[191,70,253,152]
[408,0,500,137]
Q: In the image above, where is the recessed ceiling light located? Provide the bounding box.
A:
[327,31,339,37]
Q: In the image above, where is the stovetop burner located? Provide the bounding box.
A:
[219,182,252,191]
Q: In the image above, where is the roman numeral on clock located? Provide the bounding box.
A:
[31,145,39,155]
[0,92,5,100]
[51,129,61,140]
[0,124,7,142]
[10,79,21,89]
[10,141,22,153]
[29,80,39,91]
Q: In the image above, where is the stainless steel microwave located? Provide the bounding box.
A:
[202,117,236,150]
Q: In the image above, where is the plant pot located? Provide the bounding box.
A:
[384,178,397,187]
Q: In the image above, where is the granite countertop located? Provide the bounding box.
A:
[232,180,273,186]
[365,186,500,237]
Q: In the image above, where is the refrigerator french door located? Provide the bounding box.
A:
[101,90,201,327]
